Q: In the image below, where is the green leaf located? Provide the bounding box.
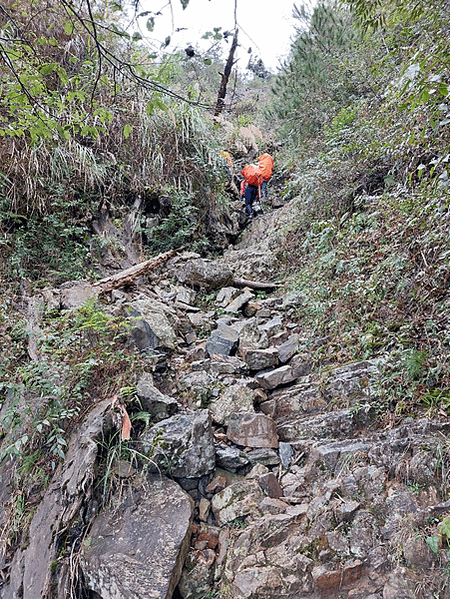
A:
[439,83,450,97]
[441,517,450,539]
[146,96,167,115]
[64,21,74,35]
[132,32,142,41]
[425,535,440,555]
[203,58,212,65]
[180,0,189,9]
[123,124,132,139]
[146,17,155,32]
[40,63,58,76]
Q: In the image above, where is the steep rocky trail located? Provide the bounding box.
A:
[1,203,449,599]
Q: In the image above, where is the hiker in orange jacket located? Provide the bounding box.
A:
[258,153,274,199]
[241,164,263,218]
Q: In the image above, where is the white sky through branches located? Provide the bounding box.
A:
[139,0,307,72]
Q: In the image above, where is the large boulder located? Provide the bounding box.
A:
[139,409,215,479]
[226,412,279,449]
[175,258,233,290]
[82,476,193,599]
[127,297,179,352]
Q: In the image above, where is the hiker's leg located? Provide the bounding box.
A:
[244,187,253,217]
[261,180,268,198]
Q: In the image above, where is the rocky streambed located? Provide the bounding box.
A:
[1,214,450,599]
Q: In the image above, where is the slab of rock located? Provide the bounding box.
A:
[136,372,178,422]
[211,479,264,525]
[216,286,238,308]
[224,287,254,313]
[139,409,215,479]
[206,323,240,356]
[175,258,233,290]
[290,353,313,377]
[241,346,279,371]
[258,472,283,498]
[187,311,215,331]
[335,500,360,522]
[279,441,294,468]
[174,285,196,305]
[273,379,325,417]
[209,355,249,376]
[178,548,216,599]
[3,399,112,599]
[59,280,100,310]
[246,448,281,468]
[258,314,283,336]
[227,412,279,448]
[209,382,256,425]
[277,334,299,363]
[255,365,297,390]
[323,359,382,400]
[215,443,250,472]
[312,560,362,590]
[128,298,178,351]
[238,319,269,353]
[277,408,365,444]
[82,476,193,599]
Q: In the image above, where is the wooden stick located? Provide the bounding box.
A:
[232,277,280,291]
[92,247,182,293]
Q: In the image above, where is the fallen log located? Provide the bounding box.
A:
[232,276,281,291]
[92,247,182,293]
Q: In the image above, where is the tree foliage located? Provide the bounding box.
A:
[270,1,361,147]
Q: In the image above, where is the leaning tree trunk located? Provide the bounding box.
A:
[214,29,239,117]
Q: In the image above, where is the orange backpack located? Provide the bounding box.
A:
[241,164,263,187]
[258,153,274,181]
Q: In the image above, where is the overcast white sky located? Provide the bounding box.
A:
[137,0,305,72]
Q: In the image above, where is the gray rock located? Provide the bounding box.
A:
[290,353,313,377]
[178,548,216,599]
[227,412,279,448]
[258,314,283,336]
[139,410,215,479]
[211,479,264,525]
[277,334,299,363]
[255,364,298,390]
[273,378,325,417]
[128,298,178,351]
[136,372,178,422]
[175,258,233,290]
[187,311,215,331]
[206,323,240,356]
[216,286,238,307]
[209,382,256,425]
[59,280,100,310]
[323,359,382,400]
[174,285,196,305]
[279,441,294,469]
[246,448,281,468]
[277,408,365,443]
[215,443,250,472]
[241,346,279,371]
[224,287,255,313]
[209,354,249,376]
[382,566,419,599]
[82,476,193,599]
[335,500,360,523]
[3,399,112,599]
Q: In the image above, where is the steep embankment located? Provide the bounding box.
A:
[1,186,450,599]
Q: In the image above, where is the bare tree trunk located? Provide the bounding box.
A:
[214,29,239,117]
